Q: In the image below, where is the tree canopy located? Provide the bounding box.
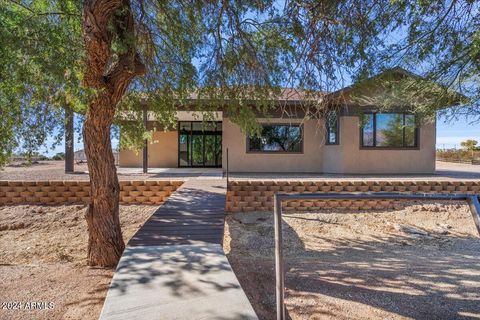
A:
[1,1,478,164]
[1,0,411,163]
[461,139,479,151]
[0,0,84,166]
[367,0,479,122]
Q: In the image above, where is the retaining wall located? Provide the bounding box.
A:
[0,180,184,205]
[2,179,479,210]
[226,180,480,212]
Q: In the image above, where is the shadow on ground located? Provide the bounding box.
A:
[225,208,480,320]
[101,245,256,319]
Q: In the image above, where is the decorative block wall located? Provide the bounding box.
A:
[0,180,184,205]
[226,180,480,212]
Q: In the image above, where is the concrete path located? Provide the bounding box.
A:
[100,178,257,320]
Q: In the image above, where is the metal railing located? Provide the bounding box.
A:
[273,192,480,320]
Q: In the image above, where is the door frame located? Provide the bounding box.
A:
[177,121,222,168]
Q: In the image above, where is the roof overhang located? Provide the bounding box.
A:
[326,66,469,110]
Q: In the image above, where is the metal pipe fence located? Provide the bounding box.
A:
[273,192,480,320]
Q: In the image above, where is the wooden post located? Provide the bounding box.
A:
[142,105,148,174]
[65,107,74,173]
[274,194,285,320]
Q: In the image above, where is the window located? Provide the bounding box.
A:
[248,124,303,153]
[361,113,418,148]
[325,111,339,145]
[178,121,222,167]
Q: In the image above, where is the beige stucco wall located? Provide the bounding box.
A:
[119,130,178,167]
[222,118,325,173]
[120,114,436,173]
[322,116,436,174]
[322,144,344,173]
[224,115,436,174]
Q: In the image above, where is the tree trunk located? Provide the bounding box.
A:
[83,93,124,267]
[82,0,145,267]
[65,107,74,173]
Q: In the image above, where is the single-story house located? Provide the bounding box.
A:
[119,67,463,174]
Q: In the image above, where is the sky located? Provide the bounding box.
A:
[38,113,480,157]
[436,115,480,150]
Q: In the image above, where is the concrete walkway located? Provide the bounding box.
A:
[100,178,257,320]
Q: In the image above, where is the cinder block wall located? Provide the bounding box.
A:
[226,180,480,212]
[0,180,184,205]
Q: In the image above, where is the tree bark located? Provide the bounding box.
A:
[82,0,145,267]
[65,107,74,173]
[83,93,124,267]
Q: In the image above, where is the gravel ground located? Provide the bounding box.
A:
[0,204,157,320]
[224,201,480,319]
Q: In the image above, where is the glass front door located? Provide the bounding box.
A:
[178,121,222,167]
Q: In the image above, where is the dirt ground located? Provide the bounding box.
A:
[0,160,187,180]
[2,160,480,181]
[224,201,480,320]
[1,161,91,180]
[0,204,157,320]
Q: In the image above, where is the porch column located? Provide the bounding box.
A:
[142,105,148,174]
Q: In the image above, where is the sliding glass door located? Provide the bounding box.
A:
[178,121,222,167]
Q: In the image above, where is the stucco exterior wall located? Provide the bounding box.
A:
[322,116,436,174]
[119,130,178,167]
[222,118,325,173]
[120,114,436,174]
[119,149,142,167]
[322,144,344,173]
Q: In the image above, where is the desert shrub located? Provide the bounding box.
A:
[51,152,65,161]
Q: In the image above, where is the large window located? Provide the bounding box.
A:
[178,121,222,167]
[325,111,339,145]
[248,124,303,153]
[361,113,418,148]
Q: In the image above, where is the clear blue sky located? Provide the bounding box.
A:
[39,112,480,156]
[437,115,480,149]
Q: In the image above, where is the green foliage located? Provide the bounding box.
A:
[375,1,479,121]
[4,0,476,165]
[460,139,478,151]
[52,152,65,160]
[0,0,85,167]
[113,0,406,151]
[349,69,468,125]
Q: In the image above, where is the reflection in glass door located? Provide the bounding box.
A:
[215,135,222,166]
[191,135,204,166]
[178,121,222,167]
[179,134,189,166]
